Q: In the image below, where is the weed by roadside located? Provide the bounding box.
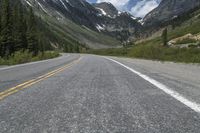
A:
[0,51,60,65]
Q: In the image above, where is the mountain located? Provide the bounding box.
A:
[21,0,121,49]
[23,0,102,32]
[93,2,118,18]
[93,2,142,41]
[21,0,142,48]
[144,0,200,26]
[21,0,200,46]
[87,0,161,18]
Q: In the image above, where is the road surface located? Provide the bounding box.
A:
[0,54,200,133]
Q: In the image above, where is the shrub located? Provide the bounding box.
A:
[175,38,197,45]
[197,41,200,47]
[9,51,33,65]
[162,28,168,46]
[0,51,59,65]
[0,57,7,65]
[31,51,59,61]
[188,44,198,48]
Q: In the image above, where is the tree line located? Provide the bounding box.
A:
[0,0,48,58]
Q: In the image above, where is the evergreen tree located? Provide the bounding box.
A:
[13,4,20,51]
[0,2,1,32]
[27,7,38,56]
[0,3,2,57]
[0,0,52,58]
[64,44,69,52]
[75,44,80,53]
[13,3,27,51]
[161,28,168,46]
[1,0,14,57]
[19,5,28,50]
[38,33,46,54]
[69,44,73,53]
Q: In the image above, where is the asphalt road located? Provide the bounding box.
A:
[0,54,200,133]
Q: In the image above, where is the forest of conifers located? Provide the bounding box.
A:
[0,0,50,58]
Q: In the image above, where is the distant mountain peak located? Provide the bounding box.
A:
[89,0,161,18]
[93,2,118,17]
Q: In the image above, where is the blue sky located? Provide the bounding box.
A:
[87,0,96,3]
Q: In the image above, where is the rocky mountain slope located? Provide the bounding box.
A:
[144,0,200,26]
[22,0,141,47]
[93,2,142,41]
[94,2,118,18]
[21,0,200,48]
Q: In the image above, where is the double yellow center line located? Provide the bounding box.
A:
[0,57,81,100]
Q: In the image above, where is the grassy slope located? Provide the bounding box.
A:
[35,8,121,49]
[90,9,200,63]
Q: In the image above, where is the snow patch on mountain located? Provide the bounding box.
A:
[96,7,107,16]
[37,2,48,14]
[96,24,105,31]
[24,0,32,7]
[59,0,69,11]
[94,0,161,17]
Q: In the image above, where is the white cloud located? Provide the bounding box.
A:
[130,0,159,17]
[96,0,129,9]
[96,0,160,17]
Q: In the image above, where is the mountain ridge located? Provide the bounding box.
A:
[144,0,200,26]
[22,0,142,45]
[22,0,122,49]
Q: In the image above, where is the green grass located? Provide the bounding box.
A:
[0,51,60,65]
[168,18,200,40]
[88,48,128,56]
[89,37,200,63]
[128,43,200,63]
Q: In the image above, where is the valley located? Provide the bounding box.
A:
[0,1,200,132]
[89,0,200,63]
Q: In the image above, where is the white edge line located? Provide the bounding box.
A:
[0,54,69,71]
[105,57,200,113]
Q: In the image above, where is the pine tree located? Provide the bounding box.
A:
[27,7,38,56]
[162,28,168,46]
[69,44,73,53]
[0,0,49,58]
[0,3,1,32]
[64,44,69,52]
[19,5,28,50]
[1,0,14,57]
[13,3,27,51]
[0,3,2,57]
[13,4,20,51]
[38,33,46,54]
[75,44,80,53]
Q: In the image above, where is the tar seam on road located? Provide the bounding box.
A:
[105,57,200,113]
[0,57,81,101]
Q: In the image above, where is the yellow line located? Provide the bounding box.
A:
[0,64,72,97]
[0,79,35,96]
[0,57,81,100]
